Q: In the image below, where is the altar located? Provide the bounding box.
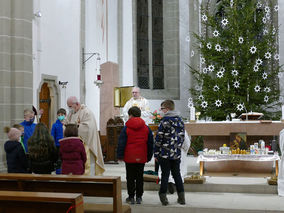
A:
[197,153,280,176]
[185,121,284,149]
[185,121,284,176]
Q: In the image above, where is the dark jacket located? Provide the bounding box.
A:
[59,137,86,175]
[117,117,153,163]
[4,140,29,173]
[51,119,64,147]
[154,110,185,159]
[29,145,58,174]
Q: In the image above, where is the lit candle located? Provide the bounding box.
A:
[190,106,195,121]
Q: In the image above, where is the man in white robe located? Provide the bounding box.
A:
[66,96,105,175]
[123,87,151,124]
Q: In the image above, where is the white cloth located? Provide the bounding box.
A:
[122,97,151,124]
[278,129,284,196]
[158,130,191,183]
[197,154,280,163]
[66,104,105,175]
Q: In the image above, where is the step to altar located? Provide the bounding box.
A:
[84,190,284,213]
[135,176,278,194]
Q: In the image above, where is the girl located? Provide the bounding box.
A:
[59,124,86,175]
[28,123,58,174]
[4,127,29,173]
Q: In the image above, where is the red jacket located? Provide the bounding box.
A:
[118,117,150,163]
[59,137,86,175]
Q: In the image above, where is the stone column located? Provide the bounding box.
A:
[99,62,120,135]
[0,0,33,172]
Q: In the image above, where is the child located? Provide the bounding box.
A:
[20,109,36,152]
[59,124,86,175]
[4,127,29,173]
[28,123,58,174]
[12,124,26,153]
[154,100,185,205]
[51,108,66,174]
[117,106,153,205]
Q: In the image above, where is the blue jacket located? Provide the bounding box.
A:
[20,120,36,152]
[51,119,64,147]
[154,110,185,159]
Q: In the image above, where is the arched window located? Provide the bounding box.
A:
[135,0,180,99]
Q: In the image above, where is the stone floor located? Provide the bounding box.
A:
[84,156,284,213]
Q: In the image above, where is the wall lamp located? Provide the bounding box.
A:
[82,51,103,88]
[59,81,68,88]
[34,11,42,18]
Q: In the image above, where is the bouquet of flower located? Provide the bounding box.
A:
[151,110,162,124]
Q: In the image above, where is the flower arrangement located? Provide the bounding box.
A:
[151,110,162,124]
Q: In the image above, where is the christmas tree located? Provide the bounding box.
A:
[189,0,283,121]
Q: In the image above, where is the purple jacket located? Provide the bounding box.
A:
[59,137,86,175]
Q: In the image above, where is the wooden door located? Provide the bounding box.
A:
[39,83,51,129]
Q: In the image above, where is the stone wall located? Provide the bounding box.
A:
[0,0,33,172]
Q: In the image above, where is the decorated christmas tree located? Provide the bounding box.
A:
[189,0,283,120]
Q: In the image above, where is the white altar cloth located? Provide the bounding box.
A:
[197,154,280,163]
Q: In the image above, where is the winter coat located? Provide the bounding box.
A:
[154,110,185,159]
[117,117,153,163]
[59,137,87,175]
[20,120,36,152]
[29,144,58,174]
[51,119,64,147]
[4,140,29,173]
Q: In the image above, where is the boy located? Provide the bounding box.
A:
[51,108,66,174]
[117,106,153,205]
[20,109,36,152]
[154,100,185,205]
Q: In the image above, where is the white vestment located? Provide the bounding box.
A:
[278,129,284,196]
[66,104,105,175]
[122,97,151,124]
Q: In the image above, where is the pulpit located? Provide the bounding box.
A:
[105,117,124,162]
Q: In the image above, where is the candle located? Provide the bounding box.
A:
[190,107,195,121]
[97,74,101,81]
[114,88,120,107]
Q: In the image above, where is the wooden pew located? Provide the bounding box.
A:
[0,190,83,213]
[0,173,131,213]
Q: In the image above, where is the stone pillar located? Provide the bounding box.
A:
[99,62,120,135]
[0,0,33,172]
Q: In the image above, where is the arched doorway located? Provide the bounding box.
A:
[39,83,51,129]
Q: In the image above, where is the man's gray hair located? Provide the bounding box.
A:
[132,86,140,92]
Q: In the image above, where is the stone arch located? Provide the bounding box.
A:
[37,75,61,129]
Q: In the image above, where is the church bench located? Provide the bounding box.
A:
[0,190,83,213]
[0,173,131,213]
